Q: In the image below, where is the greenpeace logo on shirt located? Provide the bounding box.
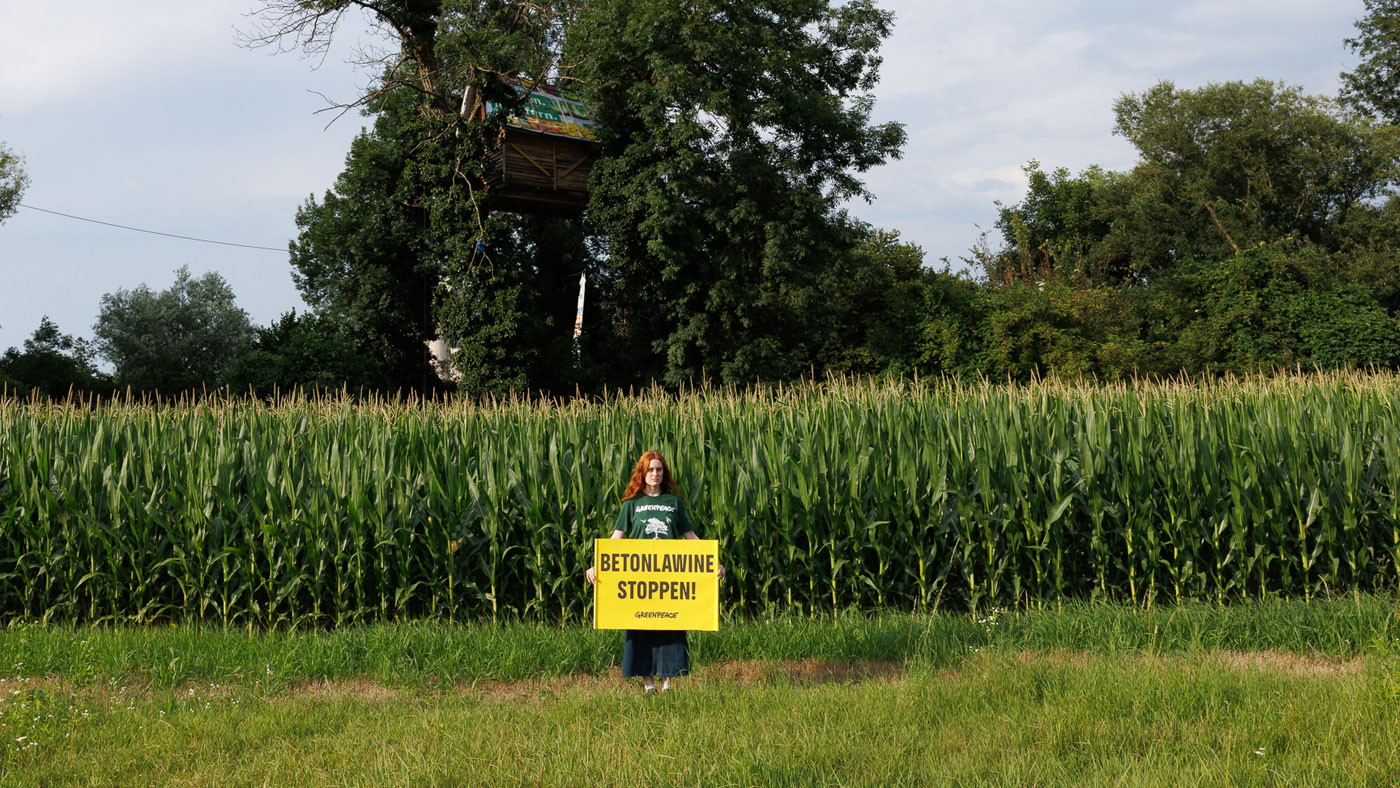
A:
[635,504,676,514]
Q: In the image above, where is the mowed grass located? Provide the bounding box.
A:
[3,597,1400,787]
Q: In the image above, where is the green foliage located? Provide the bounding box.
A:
[979,278,1149,380]
[814,229,929,377]
[1173,242,1400,372]
[911,266,987,379]
[968,77,1400,382]
[438,213,600,397]
[289,93,445,396]
[1329,197,1400,313]
[268,1,598,397]
[571,0,906,386]
[290,88,598,397]
[263,9,1400,390]
[0,138,27,222]
[0,317,111,400]
[90,266,255,394]
[1342,0,1400,123]
[221,310,382,397]
[991,163,1120,283]
[1108,80,1399,274]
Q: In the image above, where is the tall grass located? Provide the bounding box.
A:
[3,372,1400,625]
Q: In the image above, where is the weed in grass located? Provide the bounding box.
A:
[0,684,89,758]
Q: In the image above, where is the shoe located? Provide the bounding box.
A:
[644,686,656,694]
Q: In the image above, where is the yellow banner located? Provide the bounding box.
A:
[593,539,719,631]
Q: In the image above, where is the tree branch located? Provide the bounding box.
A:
[1204,202,1240,254]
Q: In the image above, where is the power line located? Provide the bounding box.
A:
[18,204,288,253]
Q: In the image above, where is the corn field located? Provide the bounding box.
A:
[3,373,1400,625]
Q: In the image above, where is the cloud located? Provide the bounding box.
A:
[1,3,235,110]
[849,0,1367,267]
[942,165,1030,202]
[0,1,386,113]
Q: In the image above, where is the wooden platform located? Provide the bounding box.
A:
[484,126,596,216]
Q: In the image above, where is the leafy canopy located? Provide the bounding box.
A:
[1108,79,1399,275]
[0,139,27,223]
[92,266,255,394]
[222,310,383,398]
[258,0,904,393]
[0,317,110,400]
[574,0,906,385]
[1342,0,1400,124]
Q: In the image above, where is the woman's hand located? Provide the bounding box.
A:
[585,531,622,586]
[717,563,726,580]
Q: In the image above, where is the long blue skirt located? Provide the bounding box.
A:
[621,629,689,677]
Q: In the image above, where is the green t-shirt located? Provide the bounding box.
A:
[614,492,698,540]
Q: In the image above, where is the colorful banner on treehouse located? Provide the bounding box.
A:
[486,79,598,141]
[593,539,720,631]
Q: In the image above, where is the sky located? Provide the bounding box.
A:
[0,0,1371,356]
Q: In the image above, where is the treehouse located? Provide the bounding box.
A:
[482,80,599,216]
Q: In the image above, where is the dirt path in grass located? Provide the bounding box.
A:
[282,649,1369,704]
[465,658,908,701]
[0,650,1371,705]
[279,658,907,704]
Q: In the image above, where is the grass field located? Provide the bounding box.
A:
[3,598,1399,787]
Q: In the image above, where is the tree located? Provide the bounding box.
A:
[222,310,382,397]
[814,229,930,377]
[244,1,573,124]
[255,0,593,396]
[253,0,905,393]
[1329,196,1400,312]
[0,138,28,223]
[1105,80,1399,276]
[574,0,906,385]
[0,317,111,399]
[436,210,602,395]
[974,80,1400,381]
[92,267,256,394]
[912,266,987,379]
[988,162,1121,285]
[1172,242,1400,373]
[288,89,444,395]
[290,82,598,396]
[976,276,1150,381]
[1342,0,1400,124]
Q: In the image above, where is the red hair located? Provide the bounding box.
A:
[621,450,679,501]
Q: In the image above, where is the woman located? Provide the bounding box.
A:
[585,450,724,693]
